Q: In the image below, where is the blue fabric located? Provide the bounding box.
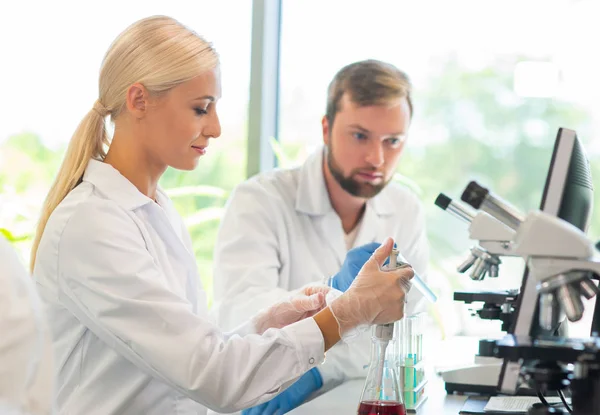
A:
[242,367,323,415]
[331,242,381,292]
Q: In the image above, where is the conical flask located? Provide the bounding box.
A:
[357,324,406,415]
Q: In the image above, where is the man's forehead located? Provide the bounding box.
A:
[338,92,408,114]
[335,101,410,137]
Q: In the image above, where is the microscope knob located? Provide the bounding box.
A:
[478,339,497,357]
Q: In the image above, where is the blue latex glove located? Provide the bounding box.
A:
[242,367,323,415]
[331,242,381,292]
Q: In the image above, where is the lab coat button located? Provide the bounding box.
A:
[309,357,315,364]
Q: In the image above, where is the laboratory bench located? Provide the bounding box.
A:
[288,373,469,414]
[288,336,496,414]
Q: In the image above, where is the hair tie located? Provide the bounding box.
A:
[92,100,109,117]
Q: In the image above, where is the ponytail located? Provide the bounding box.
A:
[30,101,110,272]
[30,15,220,272]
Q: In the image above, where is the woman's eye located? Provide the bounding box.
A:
[194,107,208,116]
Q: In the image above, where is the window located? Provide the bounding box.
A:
[0,1,252,305]
[279,0,600,336]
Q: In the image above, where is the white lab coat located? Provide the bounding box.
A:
[211,148,430,403]
[0,236,54,415]
[33,159,325,415]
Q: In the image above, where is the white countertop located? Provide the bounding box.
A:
[288,374,469,414]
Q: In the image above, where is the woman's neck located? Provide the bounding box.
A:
[104,132,166,201]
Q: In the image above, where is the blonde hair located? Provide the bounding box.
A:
[30,15,219,271]
[325,59,413,125]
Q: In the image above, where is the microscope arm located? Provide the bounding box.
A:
[514,211,596,259]
[471,212,518,256]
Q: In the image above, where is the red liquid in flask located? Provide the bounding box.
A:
[357,400,406,415]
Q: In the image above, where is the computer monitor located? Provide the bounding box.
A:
[539,128,594,232]
[498,127,594,393]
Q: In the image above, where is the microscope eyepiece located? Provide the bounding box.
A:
[434,192,474,223]
[435,193,452,210]
[461,181,523,230]
[461,181,489,209]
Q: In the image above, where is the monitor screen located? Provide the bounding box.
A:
[539,128,593,231]
[498,127,594,393]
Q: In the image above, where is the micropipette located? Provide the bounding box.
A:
[395,252,437,304]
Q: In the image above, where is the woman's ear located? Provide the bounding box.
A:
[125,83,149,118]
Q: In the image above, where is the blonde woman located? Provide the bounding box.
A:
[31,16,413,415]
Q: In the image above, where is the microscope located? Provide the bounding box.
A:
[435,191,523,395]
[434,127,600,414]
[456,180,600,415]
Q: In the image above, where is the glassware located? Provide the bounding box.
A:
[396,312,428,410]
[357,324,406,415]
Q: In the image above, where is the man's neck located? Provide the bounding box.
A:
[322,157,366,234]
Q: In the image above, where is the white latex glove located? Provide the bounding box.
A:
[252,284,331,335]
[329,237,414,338]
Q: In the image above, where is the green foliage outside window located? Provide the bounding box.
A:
[1,56,598,320]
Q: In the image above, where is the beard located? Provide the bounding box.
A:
[326,144,390,198]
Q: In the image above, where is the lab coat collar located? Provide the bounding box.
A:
[295,148,332,216]
[83,159,155,211]
[295,146,397,217]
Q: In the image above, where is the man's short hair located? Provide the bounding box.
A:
[325,59,413,125]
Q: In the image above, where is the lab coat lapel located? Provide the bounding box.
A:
[83,160,200,309]
[151,203,196,269]
[155,192,202,309]
[143,194,200,310]
[296,148,346,268]
[352,204,379,248]
[312,212,346,268]
[354,185,397,248]
[155,190,186,245]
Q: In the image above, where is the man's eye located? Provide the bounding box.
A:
[353,132,367,140]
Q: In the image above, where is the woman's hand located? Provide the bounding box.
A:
[252,284,330,334]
